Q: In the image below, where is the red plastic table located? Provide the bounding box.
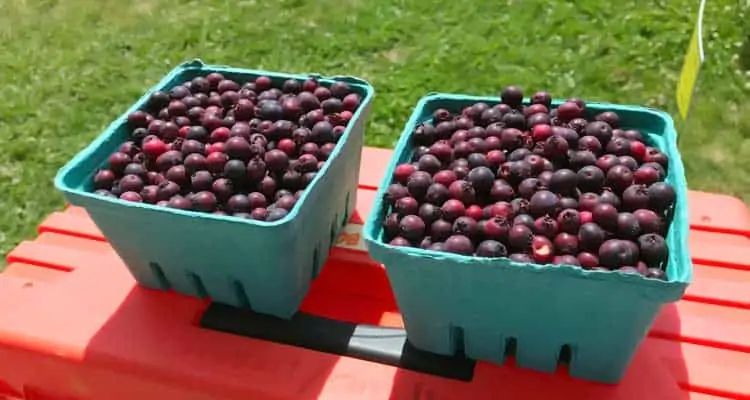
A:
[2,147,750,400]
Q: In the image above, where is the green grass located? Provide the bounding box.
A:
[0,0,748,260]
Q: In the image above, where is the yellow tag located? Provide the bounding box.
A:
[676,0,706,119]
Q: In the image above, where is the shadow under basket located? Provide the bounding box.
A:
[363,93,692,383]
[54,59,375,319]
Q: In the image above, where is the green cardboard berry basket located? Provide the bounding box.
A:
[55,59,375,319]
[363,93,691,383]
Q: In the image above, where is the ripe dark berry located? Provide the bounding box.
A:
[211,178,234,202]
[528,190,559,217]
[108,152,132,175]
[584,121,613,146]
[191,191,217,212]
[599,188,622,209]
[557,209,581,234]
[467,167,495,194]
[556,101,583,121]
[595,111,620,128]
[530,91,552,107]
[428,140,453,163]
[592,203,618,231]
[599,239,639,269]
[427,219,450,242]
[499,161,532,186]
[489,180,515,202]
[606,165,634,192]
[120,191,143,202]
[634,165,660,185]
[476,240,508,257]
[275,195,297,211]
[441,199,466,222]
[167,195,192,210]
[569,150,597,170]
[638,233,669,268]
[395,196,419,216]
[443,235,475,255]
[448,180,476,205]
[606,137,631,156]
[430,170,455,188]
[407,171,433,200]
[139,185,159,203]
[577,252,599,269]
[223,159,247,181]
[510,197,530,215]
[266,208,289,222]
[264,149,289,173]
[578,222,606,251]
[634,209,664,235]
[513,214,535,229]
[616,212,641,240]
[622,184,650,211]
[501,110,526,130]
[644,147,669,168]
[578,135,603,156]
[500,128,526,151]
[576,165,605,193]
[383,213,401,239]
[648,182,676,212]
[93,169,116,190]
[533,215,559,239]
[517,178,542,200]
[424,183,450,205]
[559,197,578,210]
[415,154,440,174]
[646,267,667,280]
[508,224,533,251]
[543,135,569,159]
[618,156,639,171]
[508,253,533,263]
[418,203,442,225]
[119,174,145,193]
[500,86,524,107]
[548,169,577,195]
[190,170,214,192]
[384,183,409,205]
[554,232,579,254]
[452,216,479,238]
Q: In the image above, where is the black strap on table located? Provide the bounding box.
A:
[199,303,476,382]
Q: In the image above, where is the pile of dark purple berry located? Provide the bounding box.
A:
[382,87,676,280]
[91,73,362,222]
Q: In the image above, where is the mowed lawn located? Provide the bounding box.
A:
[0,0,748,259]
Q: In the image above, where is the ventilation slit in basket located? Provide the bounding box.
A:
[558,344,573,365]
[330,215,339,245]
[311,246,321,279]
[342,191,351,227]
[188,272,209,298]
[504,337,518,361]
[148,262,171,290]
[232,280,251,308]
[452,326,466,356]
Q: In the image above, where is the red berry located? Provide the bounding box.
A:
[142,139,168,158]
[629,140,647,160]
[531,124,554,143]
